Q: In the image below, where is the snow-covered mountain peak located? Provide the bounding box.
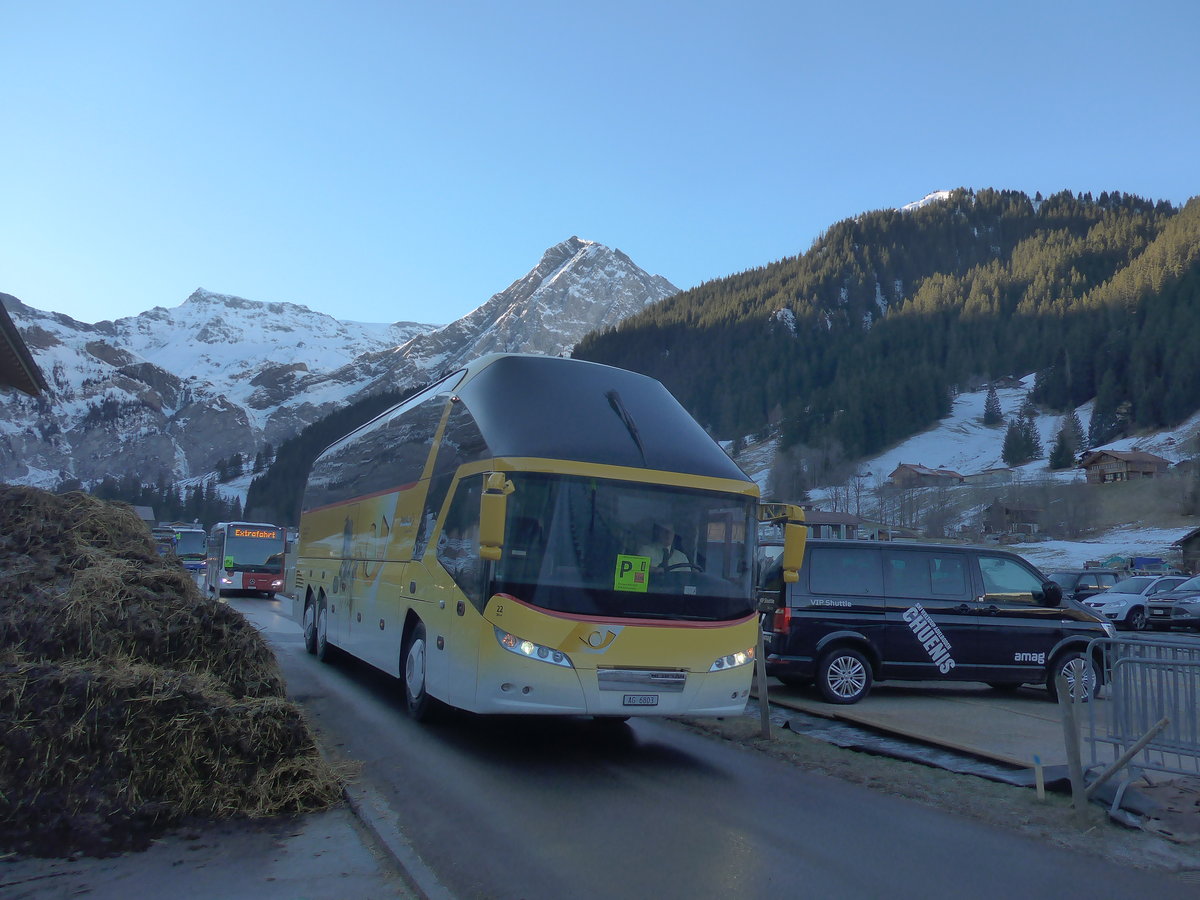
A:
[0,239,677,491]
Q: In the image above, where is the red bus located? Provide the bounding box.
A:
[204,521,286,598]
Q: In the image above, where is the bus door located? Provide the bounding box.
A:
[347,503,402,672]
[416,476,487,706]
[325,509,358,649]
[205,527,224,595]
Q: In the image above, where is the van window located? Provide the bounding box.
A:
[810,547,882,596]
[979,555,1043,603]
[883,551,969,600]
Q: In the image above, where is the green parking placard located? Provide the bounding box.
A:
[614,554,650,592]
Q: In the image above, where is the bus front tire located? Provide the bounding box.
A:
[403,621,435,722]
[302,599,318,655]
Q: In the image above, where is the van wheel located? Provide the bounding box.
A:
[1124,607,1147,631]
[1046,650,1098,703]
[403,621,436,722]
[315,603,335,663]
[302,599,318,655]
[817,648,872,704]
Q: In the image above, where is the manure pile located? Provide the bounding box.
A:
[0,485,342,857]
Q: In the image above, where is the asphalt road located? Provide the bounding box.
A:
[233,595,1200,900]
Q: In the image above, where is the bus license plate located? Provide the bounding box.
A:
[623,694,659,707]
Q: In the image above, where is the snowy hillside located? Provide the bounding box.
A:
[736,374,1200,571]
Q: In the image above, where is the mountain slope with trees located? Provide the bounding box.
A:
[573,189,1199,486]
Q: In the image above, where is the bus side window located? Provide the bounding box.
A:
[416,400,488,560]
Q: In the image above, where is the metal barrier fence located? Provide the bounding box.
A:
[1085,636,1200,781]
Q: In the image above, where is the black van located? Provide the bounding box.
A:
[759,539,1116,704]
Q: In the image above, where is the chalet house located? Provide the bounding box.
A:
[990,375,1025,390]
[963,467,1013,486]
[1173,527,1200,574]
[1078,450,1171,484]
[982,501,1041,535]
[0,300,47,396]
[799,508,868,540]
[888,463,965,489]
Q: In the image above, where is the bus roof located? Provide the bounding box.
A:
[458,354,751,483]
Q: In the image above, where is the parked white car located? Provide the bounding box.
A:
[1083,574,1188,630]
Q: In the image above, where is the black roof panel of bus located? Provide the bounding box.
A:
[458,356,751,483]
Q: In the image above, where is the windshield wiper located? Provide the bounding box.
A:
[605,390,647,466]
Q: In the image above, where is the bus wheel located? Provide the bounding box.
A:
[315,603,334,663]
[402,621,435,722]
[302,599,318,655]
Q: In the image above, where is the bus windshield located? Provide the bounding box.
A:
[491,472,755,622]
[174,530,206,559]
[223,531,284,572]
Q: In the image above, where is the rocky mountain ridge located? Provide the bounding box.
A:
[0,237,677,488]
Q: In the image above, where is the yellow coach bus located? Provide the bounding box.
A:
[295,354,804,720]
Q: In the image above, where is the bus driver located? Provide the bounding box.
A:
[640,522,690,572]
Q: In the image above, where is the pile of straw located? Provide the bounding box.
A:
[0,485,341,857]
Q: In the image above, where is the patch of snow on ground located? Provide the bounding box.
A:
[1013,527,1194,572]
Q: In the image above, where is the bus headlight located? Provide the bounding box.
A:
[494,627,574,668]
[710,646,755,672]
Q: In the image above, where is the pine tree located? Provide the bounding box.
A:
[1001,420,1024,465]
[1019,393,1038,421]
[983,385,1003,425]
[1049,427,1075,469]
[1021,414,1044,459]
[1065,409,1085,451]
[1089,397,1123,447]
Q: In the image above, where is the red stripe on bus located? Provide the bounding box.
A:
[302,482,419,515]
[491,593,755,629]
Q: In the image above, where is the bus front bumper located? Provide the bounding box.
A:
[473,645,753,717]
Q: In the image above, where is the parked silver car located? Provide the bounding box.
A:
[1147,574,1200,631]
[1083,574,1188,630]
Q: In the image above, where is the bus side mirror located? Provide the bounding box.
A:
[759,503,807,584]
[781,523,807,583]
[479,473,514,561]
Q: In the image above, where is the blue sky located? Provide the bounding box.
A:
[2,1,1197,327]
